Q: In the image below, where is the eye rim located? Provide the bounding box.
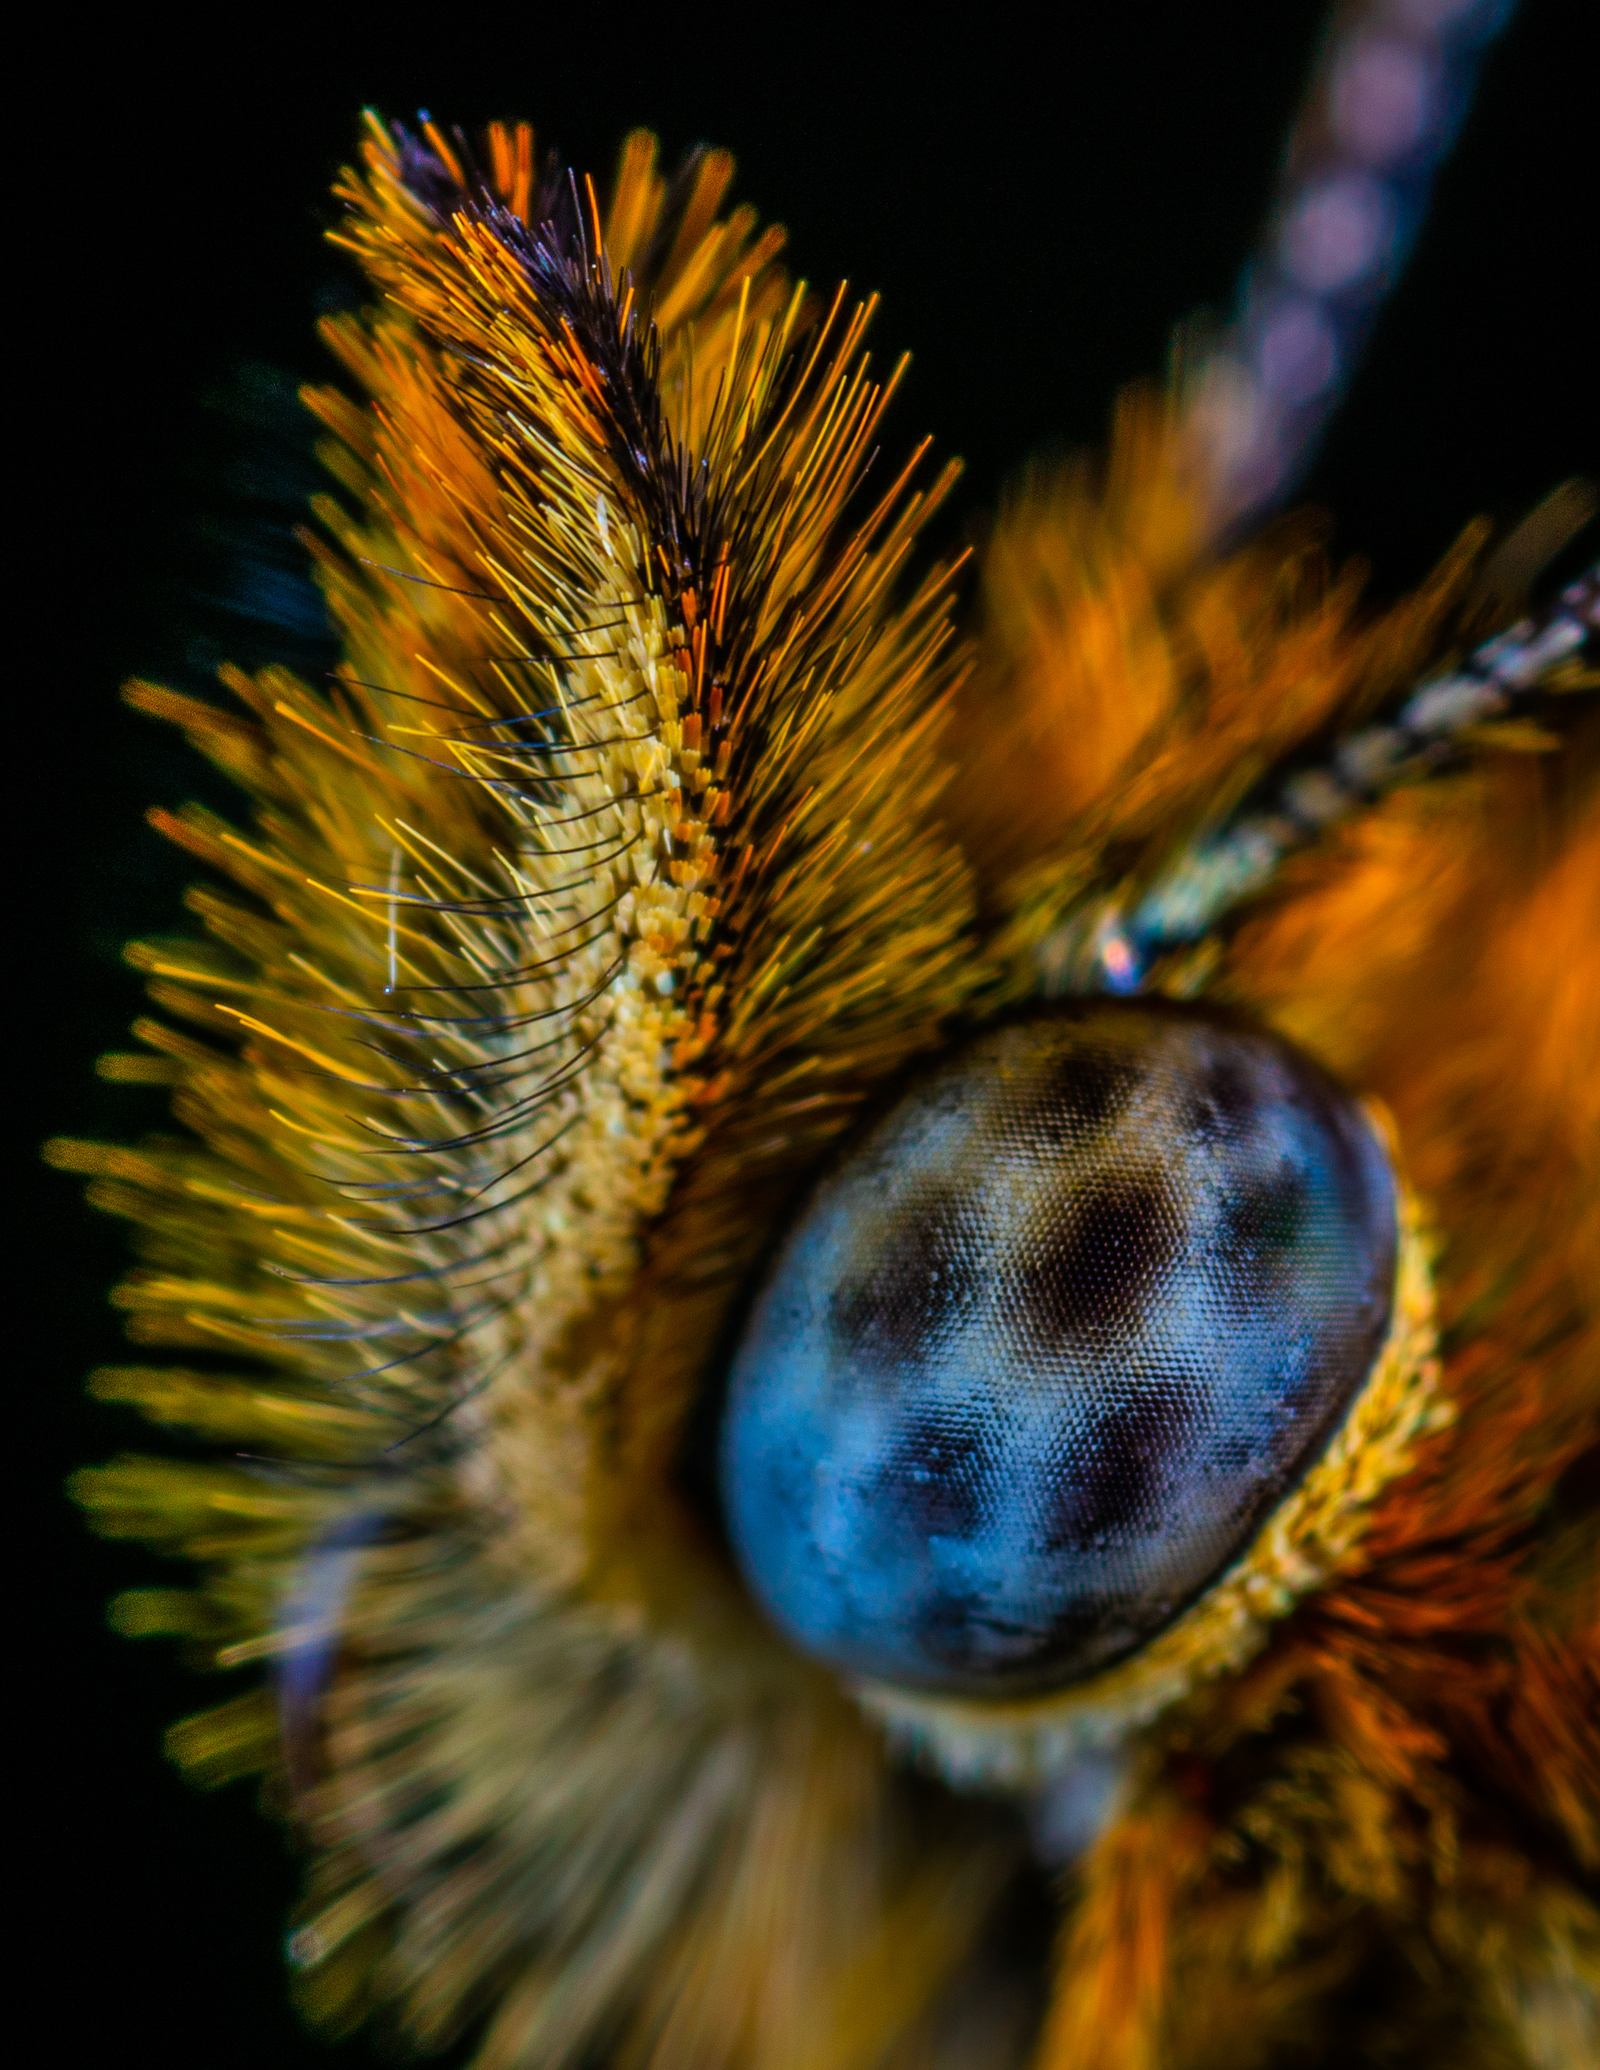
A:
[846,1106,1443,1790]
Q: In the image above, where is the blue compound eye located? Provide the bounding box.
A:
[718,1008,1398,1697]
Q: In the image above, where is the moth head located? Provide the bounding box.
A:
[61,91,1596,2070]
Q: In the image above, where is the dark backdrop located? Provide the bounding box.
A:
[30,3,1593,2063]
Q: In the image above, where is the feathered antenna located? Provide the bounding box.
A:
[57,113,1013,2066]
[1081,558,1597,993]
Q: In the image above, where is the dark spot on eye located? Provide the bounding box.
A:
[1043,1597,1126,1656]
[830,1187,980,1370]
[913,1592,1030,1673]
[875,1413,988,1537]
[915,1593,1045,1676]
[1279,1063,1377,1220]
[1215,1170,1307,1294]
[1016,1044,1136,1153]
[1017,1174,1180,1340]
[1187,1054,1257,1141]
[1322,1098,1377,1220]
[912,1592,979,1670]
[1040,1382,1206,1550]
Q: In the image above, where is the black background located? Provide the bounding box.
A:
[30,2,1593,2063]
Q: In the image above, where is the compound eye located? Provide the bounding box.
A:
[718,1008,1398,1696]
